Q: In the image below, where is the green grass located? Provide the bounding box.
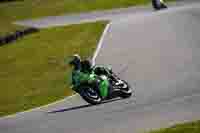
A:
[0,21,107,117]
[0,0,150,21]
[0,0,168,36]
[148,120,200,133]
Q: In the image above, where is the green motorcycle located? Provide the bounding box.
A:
[72,65,133,105]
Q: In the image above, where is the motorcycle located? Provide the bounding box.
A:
[152,0,168,10]
[72,65,133,105]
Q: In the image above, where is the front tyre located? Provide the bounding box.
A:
[119,81,133,99]
[80,87,102,105]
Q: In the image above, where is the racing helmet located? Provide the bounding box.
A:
[69,54,81,70]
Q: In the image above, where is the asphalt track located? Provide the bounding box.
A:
[1,1,200,133]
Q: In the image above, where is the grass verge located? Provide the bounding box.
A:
[0,21,107,117]
[0,0,174,36]
[149,120,200,133]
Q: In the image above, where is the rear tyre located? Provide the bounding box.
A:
[80,87,102,105]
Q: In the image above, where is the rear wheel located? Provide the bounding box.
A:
[80,87,102,105]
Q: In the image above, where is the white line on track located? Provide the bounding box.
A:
[0,22,111,119]
[92,23,111,66]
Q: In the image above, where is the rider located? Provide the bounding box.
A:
[69,54,91,91]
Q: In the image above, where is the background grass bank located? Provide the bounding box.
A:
[0,21,107,117]
[0,0,174,36]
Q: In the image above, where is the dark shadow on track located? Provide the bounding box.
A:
[47,98,121,114]
[47,104,92,114]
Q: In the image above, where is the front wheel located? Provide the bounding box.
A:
[119,81,133,99]
[80,87,102,105]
